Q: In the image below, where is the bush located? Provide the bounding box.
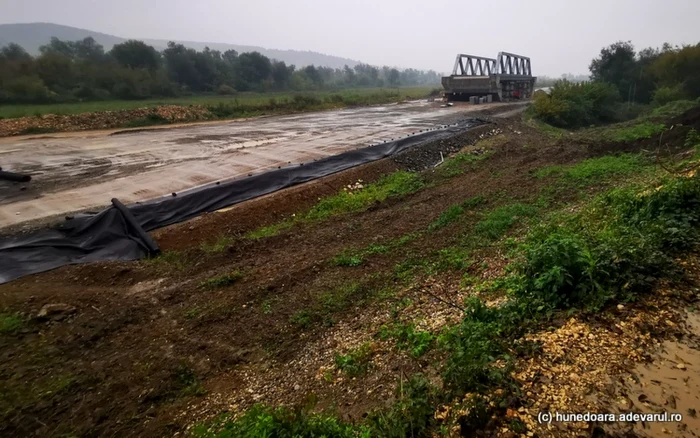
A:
[652,85,687,107]
[291,94,322,109]
[366,374,436,438]
[440,298,518,394]
[531,80,621,128]
[2,76,53,103]
[217,84,236,95]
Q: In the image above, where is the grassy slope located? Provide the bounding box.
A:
[192,108,700,436]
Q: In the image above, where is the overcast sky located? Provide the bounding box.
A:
[1,0,699,76]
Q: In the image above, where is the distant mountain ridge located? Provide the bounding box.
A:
[0,22,362,69]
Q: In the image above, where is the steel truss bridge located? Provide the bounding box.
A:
[442,52,536,102]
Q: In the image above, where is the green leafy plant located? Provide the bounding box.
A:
[379,323,435,357]
[334,342,375,377]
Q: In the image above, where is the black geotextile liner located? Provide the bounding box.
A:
[0,119,485,284]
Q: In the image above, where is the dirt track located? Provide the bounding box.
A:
[0,101,520,230]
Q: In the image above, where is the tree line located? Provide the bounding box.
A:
[532,41,700,128]
[0,37,441,104]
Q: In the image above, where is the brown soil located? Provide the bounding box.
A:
[1,110,699,437]
[0,105,213,137]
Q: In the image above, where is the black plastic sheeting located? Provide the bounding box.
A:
[0,119,485,284]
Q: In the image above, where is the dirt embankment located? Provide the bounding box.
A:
[1,108,699,437]
[0,105,213,137]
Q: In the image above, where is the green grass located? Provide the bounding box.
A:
[535,154,645,182]
[191,143,700,437]
[0,313,23,334]
[290,281,394,328]
[247,221,294,239]
[605,122,666,142]
[248,171,424,239]
[332,253,365,267]
[475,203,539,240]
[524,116,568,138]
[289,310,312,328]
[0,86,436,119]
[649,100,697,118]
[333,244,389,267]
[437,150,489,177]
[428,204,464,231]
[334,342,375,377]
[307,171,424,220]
[200,271,244,289]
[143,250,189,270]
[200,236,234,253]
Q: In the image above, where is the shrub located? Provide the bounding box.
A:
[652,85,687,107]
[207,102,238,118]
[217,84,236,95]
[531,80,620,128]
[3,76,53,103]
[379,323,435,357]
[334,342,374,376]
[512,174,700,310]
[366,374,436,438]
[440,298,516,394]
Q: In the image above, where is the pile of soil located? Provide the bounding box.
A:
[0,105,214,137]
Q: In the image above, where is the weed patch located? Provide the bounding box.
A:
[510,173,700,310]
[334,342,375,377]
[191,404,365,438]
[438,151,488,178]
[379,323,435,357]
[475,203,538,240]
[428,204,464,231]
[200,236,233,253]
[366,374,437,437]
[174,365,207,398]
[605,122,665,142]
[200,271,244,289]
[0,313,22,334]
[332,253,364,267]
[535,154,645,183]
[649,100,697,118]
[143,250,189,271]
[247,171,424,239]
[306,171,424,221]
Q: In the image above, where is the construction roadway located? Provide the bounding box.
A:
[0,100,519,230]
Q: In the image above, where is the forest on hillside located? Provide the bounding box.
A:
[0,37,441,104]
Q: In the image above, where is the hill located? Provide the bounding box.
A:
[0,22,361,69]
